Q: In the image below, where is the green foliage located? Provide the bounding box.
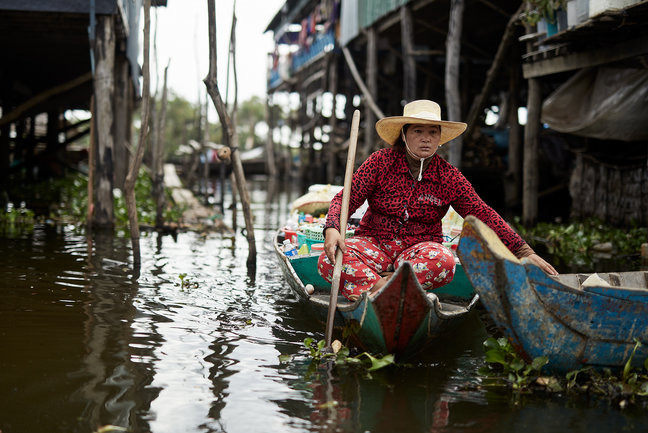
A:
[481,338,648,407]
[566,340,648,408]
[49,168,186,231]
[112,166,186,228]
[177,273,199,290]
[523,0,566,25]
[301,338,395,372]
[48,172,90,223]
[238,96,267,149]
[479,337,551,391]
[158,93,267,154]
[158,92,219,155]
[514,217,648,270]
[0,201,36,237]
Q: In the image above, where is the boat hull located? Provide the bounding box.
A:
[274,231,479,359]
[457,215,648,372]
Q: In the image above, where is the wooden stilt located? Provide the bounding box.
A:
[113,54,130,191]
[153,64,169,229]
[445,0,464,168]
[342,47,384,119]
[204,0,256,268]
[87,96,95,229]
[465,4,523,140]
[124,0,152,266]
[327,54,338,183]
[264,93,277,178]
[93,15,116,229]
[523,77,540,226]
[365,26,378,161]
[400,5,416,102]
[505,61,521,208]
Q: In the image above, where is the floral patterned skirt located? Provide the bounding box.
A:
[317,235,455,300]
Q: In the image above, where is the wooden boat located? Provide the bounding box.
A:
[274,230,480,359]
[457,215,648,372]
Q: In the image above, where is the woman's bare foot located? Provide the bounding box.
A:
[369,272,394,296]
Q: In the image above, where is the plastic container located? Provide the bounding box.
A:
[282,240,297,257]
[567,0,589,26]
[310,243,325,254]
[284,228,298,244]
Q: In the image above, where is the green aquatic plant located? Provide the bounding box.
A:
[300,337,395,372]
[479,337,552,391]
[514,217,648,270]
[480,337,648,407]
[565,340,648,408]
[37,168,187,230]
[0,201,36,237]
[178,273,199,290]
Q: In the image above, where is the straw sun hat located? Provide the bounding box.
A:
[375,100,467,146]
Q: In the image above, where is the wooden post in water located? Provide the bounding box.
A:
[113,54,131,191]
[264,93,277,178]
[93,15,116,229]
[87,96,95,229]
[445,0,464,168]
[124,0,152,266]
[523,77,540,226]
[204,0,256,267]
[153,64,169,229]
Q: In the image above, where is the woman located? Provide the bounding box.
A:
[318,99,557,301]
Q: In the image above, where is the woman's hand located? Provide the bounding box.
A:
[526,253,558,276]
[324,228,346,264]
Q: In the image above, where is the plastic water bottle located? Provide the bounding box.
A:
[282,240,297,257]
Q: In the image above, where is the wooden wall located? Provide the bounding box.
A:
[570,153,647,226]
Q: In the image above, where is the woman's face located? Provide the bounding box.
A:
[403,124,441,158]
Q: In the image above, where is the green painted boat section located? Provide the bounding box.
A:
[288,253,330,290]
[431,264,474,299]
[345,300,388,354]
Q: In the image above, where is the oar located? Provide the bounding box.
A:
[324,109,360,350]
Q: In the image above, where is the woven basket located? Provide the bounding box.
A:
[303,224,353,240]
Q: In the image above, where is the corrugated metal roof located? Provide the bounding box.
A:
[358,0,409,28]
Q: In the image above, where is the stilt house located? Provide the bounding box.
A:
[265,0,648,226]
[0,0,166,227]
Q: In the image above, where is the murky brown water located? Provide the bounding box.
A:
[1,177,647,433]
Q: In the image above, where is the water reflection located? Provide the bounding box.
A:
[1,178,647,433]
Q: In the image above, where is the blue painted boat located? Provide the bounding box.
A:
[457,215,648,372]
[274,230,480,359]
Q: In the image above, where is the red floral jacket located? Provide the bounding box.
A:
[325,148,526,253]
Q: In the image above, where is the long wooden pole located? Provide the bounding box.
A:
[324,110,360,349]
[445,0,464,168]
[464,3,523,140]
[342,47,384,119]
[204,0,256,267]
[124,0,151,266]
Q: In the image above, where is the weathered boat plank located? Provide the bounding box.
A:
[458,215,648,372]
